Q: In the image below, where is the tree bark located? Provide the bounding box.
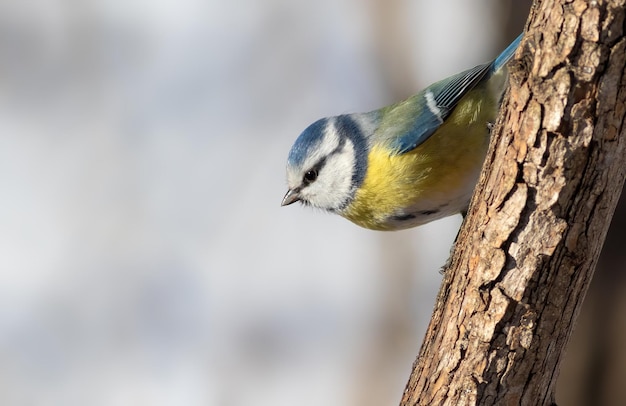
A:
[399,1,626,405]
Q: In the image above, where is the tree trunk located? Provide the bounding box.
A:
[399,1,626,405]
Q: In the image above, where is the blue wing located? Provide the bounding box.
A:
[387,33,523,155]
[390,62,491,154]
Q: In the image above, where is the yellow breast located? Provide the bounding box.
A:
[342,94,493,230]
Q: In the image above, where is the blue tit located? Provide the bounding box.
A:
[282,34,522,231]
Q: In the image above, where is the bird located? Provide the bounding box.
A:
[281,34,522,231]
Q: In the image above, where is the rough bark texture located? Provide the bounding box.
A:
[400,1,626,405]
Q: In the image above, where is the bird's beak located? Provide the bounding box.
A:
[281,189,301,206]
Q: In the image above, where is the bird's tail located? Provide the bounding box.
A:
[492,33,523,72]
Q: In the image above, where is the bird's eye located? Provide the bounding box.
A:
[303,169,318,184]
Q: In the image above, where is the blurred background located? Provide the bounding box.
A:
[0,0,623,405]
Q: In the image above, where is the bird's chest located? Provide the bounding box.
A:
[341,144,481,231]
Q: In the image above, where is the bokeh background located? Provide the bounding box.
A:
[1,1,624,405]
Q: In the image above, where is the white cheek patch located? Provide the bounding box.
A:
[301,137,356,210]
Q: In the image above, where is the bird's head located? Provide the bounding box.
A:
[282,115,371,213]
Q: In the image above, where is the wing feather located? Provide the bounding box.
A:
[387,62,492,154]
